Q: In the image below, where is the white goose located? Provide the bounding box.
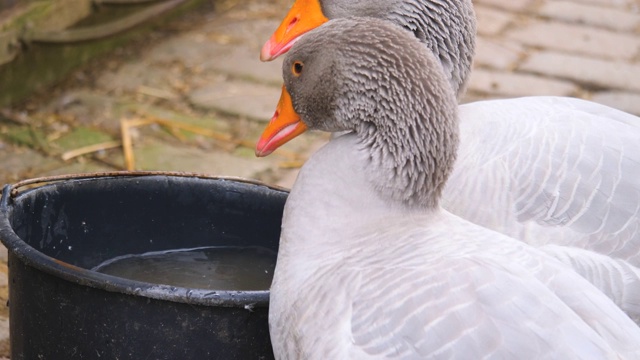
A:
[259,0,640,266]
[256,18,640,358]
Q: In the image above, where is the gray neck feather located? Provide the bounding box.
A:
[348,54,459,209]
[285,19,459,209]
[320,0,476,98]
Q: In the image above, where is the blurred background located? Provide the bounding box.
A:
[0,0,638,357]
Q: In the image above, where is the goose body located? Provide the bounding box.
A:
[447,97,640,262]
[273,135,640,359]
[257,18,640,359]
[538,244,640,324]
[261,0,640,267]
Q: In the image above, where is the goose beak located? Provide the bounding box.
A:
[256,85,308,157]
[260,0,328,61]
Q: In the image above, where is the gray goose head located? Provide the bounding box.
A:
[256,17,458,209]
[260,0,476,97]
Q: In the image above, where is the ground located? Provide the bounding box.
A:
[0,0,639,357]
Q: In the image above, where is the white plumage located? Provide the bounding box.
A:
[271,134,640,359]
[258,18,640,359]
[260,0,640,271]
[445,96,640,263]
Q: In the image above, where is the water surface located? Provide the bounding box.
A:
[92,246,277,291]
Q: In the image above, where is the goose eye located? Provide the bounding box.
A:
[292,61,303,76]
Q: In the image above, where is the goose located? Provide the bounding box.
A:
[255,18,640,358]
[260,0,475,98]
[259,0,640,267]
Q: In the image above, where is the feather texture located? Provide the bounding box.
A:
[313,0,640,266]
[443,97,640,264]
[267,19,640,359]
[271,134,640,359]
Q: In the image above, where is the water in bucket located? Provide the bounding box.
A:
[93,246,277,291]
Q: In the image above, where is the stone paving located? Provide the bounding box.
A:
[0,0,639,357]
[470,0,640,110]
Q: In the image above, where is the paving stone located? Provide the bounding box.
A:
[466,68,579,97]
[507,20,640,60]
[102,137,273,178]
[97,46,226,97]
[0,318,7,343]
[520,51,640,92]
[144,35,220,68]
[459,92,497,104]
[98,62,183,96]
[147,19,284,86]
[97,21,286,97]
[0,30,19,67]
[217,0,291,25]
[200,43,284,86]
[0,144,65,185]
[40,160,116,177]
[136,104,231,133]
[538,1,640,32]
[475,5,513,36]
[591,91,640,115]
[475,0,537,11]
[557,0,640,12]
[0,155,98,185]
[50,127,114,154]
[50,91,232,137]
[2,126,48,151]
[188,79,280,122]
[199,18,284,53]
[474,37,525,70]
[48,90,131,134]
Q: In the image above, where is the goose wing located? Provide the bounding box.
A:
[443,96,640,263]
[275,219,640,359]
[541,244,640,323]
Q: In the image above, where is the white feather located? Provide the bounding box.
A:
[270,135,640,359]
[443,97,640,261]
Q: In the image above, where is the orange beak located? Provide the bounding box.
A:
[256,85,308,157]
[260,0,329,61]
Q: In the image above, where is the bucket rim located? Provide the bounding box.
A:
[0,171,289,308]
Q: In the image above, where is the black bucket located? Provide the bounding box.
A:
[0,172,288,360]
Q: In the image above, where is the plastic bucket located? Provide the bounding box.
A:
[0,172,287,359]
